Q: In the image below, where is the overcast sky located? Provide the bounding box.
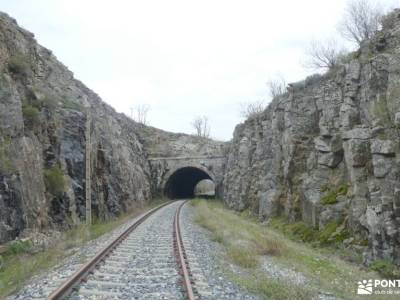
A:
[0,0,397,140]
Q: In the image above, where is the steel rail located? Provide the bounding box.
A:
[173,200,195,300]
[47,201,173,300]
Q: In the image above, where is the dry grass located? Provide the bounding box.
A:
[226,246,258,269]
[229,271,314,300]
[0,199,168,298]
[191,199,393,300]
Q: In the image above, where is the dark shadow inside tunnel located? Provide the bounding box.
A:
[164,167,214,199]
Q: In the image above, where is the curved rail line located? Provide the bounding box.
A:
[47,201,173,300]
[47,200,196,300]
[173,200,195,300]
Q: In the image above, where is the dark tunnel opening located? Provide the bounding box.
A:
[164,167,213,199]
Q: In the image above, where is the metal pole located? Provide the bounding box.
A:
[85,113,92,225]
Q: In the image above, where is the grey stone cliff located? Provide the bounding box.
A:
[0,13,152,242]
[0,12,224,244]
[223,10,400,264]
[2,7,400,267]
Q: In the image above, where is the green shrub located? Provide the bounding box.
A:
[321,191,338,205]
[269,218,319,243]
[42,95,59,111]
[5,240,32,255]
[318,222,339,244]
[44,166,65,196]
[22,104,40,127]
[270,217,349,247]
[62,98,84,111]
[321,184,349,205]
[293,223,318,242]
[7,55,30,76]
[369,259,400,279]
[26,87,59,112]
[337,184,349,196]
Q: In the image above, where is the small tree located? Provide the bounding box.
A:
[339,0,383,45]
[130,104,150,125]
[240,100,265,118]
[191,116,210,138]
[304,39,347,70]
[266,76,286,99]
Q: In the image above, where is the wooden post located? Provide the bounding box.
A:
[85,113,92,225]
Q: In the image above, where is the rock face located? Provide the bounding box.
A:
[0,12,225,244]
[223,10,400,264]
[2,7,400,267]
[0,12,153,242]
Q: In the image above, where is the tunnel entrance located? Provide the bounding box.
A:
[164,167,214,199]
[194,179,215,198]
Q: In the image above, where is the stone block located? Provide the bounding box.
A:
[372,154,393,178]
[346,139,370,167]
[314,135,342,153]
[318,151,343,168]
[371,139,397,155]
[342,127,371,140]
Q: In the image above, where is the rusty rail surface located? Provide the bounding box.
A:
[173,200,195,300]
[47,201,172,300]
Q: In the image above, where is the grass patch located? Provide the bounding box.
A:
[0,199,168,298]
[27,87,59,112]
[62,98,85,111]
[369,259,400,279]
[227,247,258,268]
[5,240,32,255]
[192,199,313,299]
[7,55,30,77]
[269,217,350,246]
[22,103,40,128]
[44,166,65,196]
[192,199,389,300]
[229,271,314,300]
[192,199,286,268]
[41,94,59,111]
[321,184,349,205]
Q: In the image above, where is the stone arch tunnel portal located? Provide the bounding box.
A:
[164,166,215,199]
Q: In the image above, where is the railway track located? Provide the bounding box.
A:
[47,200,206,300]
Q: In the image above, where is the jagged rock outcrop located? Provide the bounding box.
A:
[0,12,152,243]
[223,10,400,264]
